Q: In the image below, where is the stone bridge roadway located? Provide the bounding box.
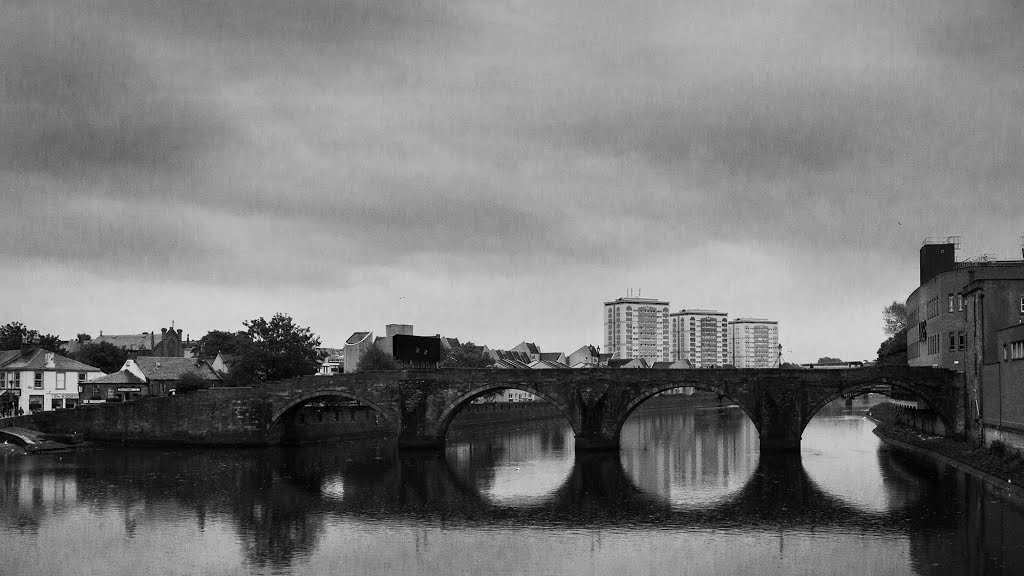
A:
[7,366,960,452]
[257,365,959,451]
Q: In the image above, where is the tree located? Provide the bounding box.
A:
[816,357,844,365]
[175,371,213,394]
[69,341,130,374]
[876,327,908,365]
[439,342,494,368]
[883,301,908,337]
[876,301,909,366]
[36,333,66,354]
[192,330,250,358]
[231,313,324,383]
[356,345,398,371]
[0,322,36,350]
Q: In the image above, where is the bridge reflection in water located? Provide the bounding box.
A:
[1,401,1022,575]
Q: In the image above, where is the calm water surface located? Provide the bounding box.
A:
[3,396,1023,575]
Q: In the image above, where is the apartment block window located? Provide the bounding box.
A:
[958,331,965,351]
[34,372,43,389]
[958,294,964,311]
[1020,297,1024,313]
[948,294,954,313]
[948,332,956,351]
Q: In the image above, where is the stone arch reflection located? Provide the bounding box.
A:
[800,395,925,514]
[618,390,759,509]
[444,417,576,507]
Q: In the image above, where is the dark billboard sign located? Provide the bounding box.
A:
[392,335,442,363]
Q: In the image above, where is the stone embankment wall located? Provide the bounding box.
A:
[869,401,948,436]
[0,388,272,445]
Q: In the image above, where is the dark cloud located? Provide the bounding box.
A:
[0,5,229,177]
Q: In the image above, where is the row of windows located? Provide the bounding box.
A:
[1006,341,1024,361]
[1,371,86,390]
[927,334,941,355]
[926,296,940,319]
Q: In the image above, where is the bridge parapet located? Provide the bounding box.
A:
[7,366,961,451]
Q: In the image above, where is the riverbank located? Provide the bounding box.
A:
[869,404,1024,502]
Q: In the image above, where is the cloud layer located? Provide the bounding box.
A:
[2,0,1022,360]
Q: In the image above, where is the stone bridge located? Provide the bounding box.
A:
[8,366,958,452]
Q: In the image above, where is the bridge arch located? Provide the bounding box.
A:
[269,388,400,433]
[800,377,954,435]
[611,382,760,441]
[435,384,579,439]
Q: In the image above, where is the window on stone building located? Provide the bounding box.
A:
[1020,297,1024,313]
[948,294,954,312]
[949,332,956,351]
[958,331,965,351]
[958,294,963,311]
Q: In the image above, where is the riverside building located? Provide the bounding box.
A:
[604,296,670,362]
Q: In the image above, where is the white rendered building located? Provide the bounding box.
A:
[669,309,730,367]
[729,318,780,368]
[604,297,670,362]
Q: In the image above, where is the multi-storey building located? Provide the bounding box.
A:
[669,309,730,367]
[729,318,779,368]
[907,237,1024,371]
[604,297,670,362]
[904,236,1024,449]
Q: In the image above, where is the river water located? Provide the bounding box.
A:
[2,396,1023,575]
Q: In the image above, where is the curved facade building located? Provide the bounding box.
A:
[907,239,1024,372]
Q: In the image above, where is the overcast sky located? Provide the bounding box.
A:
[2,0,1022,363]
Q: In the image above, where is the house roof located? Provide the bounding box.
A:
[92,333,163,351]
[539,352,565,361]
[529,360,570,369]
[607,358,649,369]
[89,371,146,385]
[0,348,103,372]
[491,359,532,369]
[133,357,220,381]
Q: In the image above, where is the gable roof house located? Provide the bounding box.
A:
[1,348,104,413]
[122,356,220,396]
[511,342,543,362]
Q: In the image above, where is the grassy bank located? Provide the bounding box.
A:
[869,402,1024,488]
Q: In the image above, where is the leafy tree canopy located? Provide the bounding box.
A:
[229,313,324,384]
[0,322,36,350]
[440,342,494,368]
[69,341,130,374]
[883,301,908,337]
[176,371,213,394]
[357,345,398,371]
[0,322,64,353]
[876,327,908,365]
[816,357,844,365]
[192,330,251,358]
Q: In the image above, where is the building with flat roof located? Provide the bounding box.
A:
[729,318,779,368]
[604,296,670,362]
[669,309,729,367]
[905,236,1024,448]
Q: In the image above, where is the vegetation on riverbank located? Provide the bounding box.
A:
[869,402,1024,487]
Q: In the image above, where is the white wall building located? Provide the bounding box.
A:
[669,309,730,367]
[0,349,103,414]
[604,297,671,362]
[729,318,780,368]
